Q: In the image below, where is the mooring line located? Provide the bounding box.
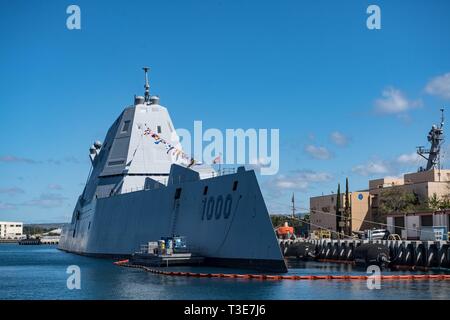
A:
[113,260,450,281]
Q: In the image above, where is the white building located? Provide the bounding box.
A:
[0,221,23,239]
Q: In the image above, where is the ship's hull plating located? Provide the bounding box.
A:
[59,170,287,272]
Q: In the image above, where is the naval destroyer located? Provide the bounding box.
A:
[59,68,287,272]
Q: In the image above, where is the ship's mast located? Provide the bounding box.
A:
[143,67,150,103]
[417,108,445,171]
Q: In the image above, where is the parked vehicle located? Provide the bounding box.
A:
[363,229,390,240]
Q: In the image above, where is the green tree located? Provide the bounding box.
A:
[336,183,341,234]
[379,188,420,215]
[427,193,441,211]
[344,177,350,234]
[440,197,450,209]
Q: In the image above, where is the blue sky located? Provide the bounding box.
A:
[1,0,450,223]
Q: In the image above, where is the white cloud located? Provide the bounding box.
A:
[267,170,333,192]
[396,152,422,166]
[425,72,450,100]
[374,87,422,114]
[247,157,272,173]
[352,160,390,176]
[330,131,349,146]
[353,152,425,177]
[305,145,333,160]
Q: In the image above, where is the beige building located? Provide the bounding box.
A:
[370,169,450,220]
[377,169,450,240]
[310,169,450,237]
[0,221,23,239]
[310,191,370,233]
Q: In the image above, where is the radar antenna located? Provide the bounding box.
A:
[143,67,150,103]
[417,108,445,171]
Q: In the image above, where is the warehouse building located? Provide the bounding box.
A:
[0,221,23,239]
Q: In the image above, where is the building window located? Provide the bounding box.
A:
[108,159,125,166]
[175,188,182,200]
[157,125,162,134]
[421,215,433,227]
[232,181,238,191]
[203,186,208,195]
[121,120,130,133]
[394,216,405,235]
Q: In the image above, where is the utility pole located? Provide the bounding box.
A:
[291,193,296,219]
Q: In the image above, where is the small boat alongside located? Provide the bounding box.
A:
[130,236,204,267]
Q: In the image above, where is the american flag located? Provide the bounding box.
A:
[212,154,221,164]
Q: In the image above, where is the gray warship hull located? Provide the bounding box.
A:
[59,70,286,272]
[59,168,287,272]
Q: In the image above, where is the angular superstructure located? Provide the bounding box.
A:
[58,69,287,272]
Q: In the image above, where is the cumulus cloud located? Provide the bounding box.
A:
[330,131,349,147]
[266,170,333,192]
[352,160,390,176]
[0,187,25,195]
[305,145,333,160]
[425,72,450,100]
[396,152,423,166]
[353,151,426,177]
[374,87,422,114]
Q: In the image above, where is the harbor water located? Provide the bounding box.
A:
[0,244,449,300]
